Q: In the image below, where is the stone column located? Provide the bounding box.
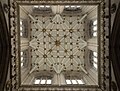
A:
[51,5,64,14]
[52,73,66,86]
[83,73,97,85]
[87,37,98,52]
[20,38,29,51]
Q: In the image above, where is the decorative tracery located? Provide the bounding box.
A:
[9,0,110,90]
[29,13,87,74]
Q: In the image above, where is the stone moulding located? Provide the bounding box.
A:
[9,0,110,91]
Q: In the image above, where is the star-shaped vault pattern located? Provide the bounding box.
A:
[29,14,87,74]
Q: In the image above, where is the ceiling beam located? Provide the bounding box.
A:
[73,14,87,29]
[80,66,88,74]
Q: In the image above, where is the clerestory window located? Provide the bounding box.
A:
[34,77,52,85]
[66,79,84,85]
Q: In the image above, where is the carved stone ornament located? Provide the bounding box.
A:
[9,0,110,91]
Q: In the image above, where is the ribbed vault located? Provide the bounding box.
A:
[19,5,98,86]
[29,12,87,74]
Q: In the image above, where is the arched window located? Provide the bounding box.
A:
[66,79,72,84]
[66,79,84,85]
[33,5,50,9]
[33,5,51,12]
[20,19,23,37]
[34,79,40,84]
[20,50,28,68]
[90,19,97,37]
[20,19,28,37]
[92,52,98,70]
[64,5,81,9]
[34,77,52,85]
[21,51,24,67]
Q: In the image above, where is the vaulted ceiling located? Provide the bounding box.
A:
[19,5,98,85]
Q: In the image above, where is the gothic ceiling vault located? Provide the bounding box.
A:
[8,0,111,90]
[19,5,98,86]
[29,11,87,74]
